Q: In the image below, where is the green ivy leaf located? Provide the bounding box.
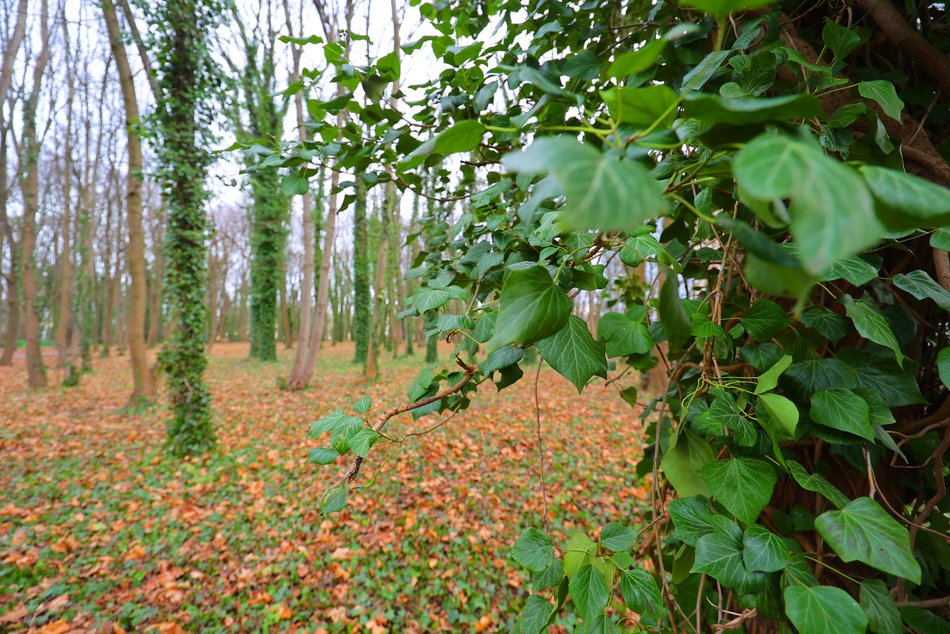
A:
[659,272,692,351]
[563,532,596,578]
[620,567,663,616]
[600,522,636,552]
[569,564,609,618]
[480,345,524,375]
[502,137,667,233]
[608,39,666,78]
[810,388,874,440]
[682,93,823,125]
[662,431,714,498]
[799,308,850,343]
[308,447,341,465]
[512,528,556,572]
[322,487,347,514]
[861,166,950,221]
[858,80,904,121]
[743,524,788,572]
[755,354,792,395]
[735,133,882,273]
[433,120,485,154]
[893,270,950,311]
[669,496,715,546]
[784,585,868,634]
[740,299,789,341]
[697,391,758,446]
[787,460,850,509]
[412,286,451,312]
[692,524,746,587]
[532,559,565,591]
[822,19,863,60]
[758,393,799,437]
[840,295,903,366]
[860,579,901,634]
[519,594,554,634]
[597,312,653,357]
[815,497,921,583]
[537,316,608,392]
[701,458,777,524]
[680,0,779,18]
[600,85,678,128]
[489,264,572,351]
[939,348,950,390]
[353,396,371,414]
[820,255,879,286]
[281,172,310,196]
[347,428,379,457]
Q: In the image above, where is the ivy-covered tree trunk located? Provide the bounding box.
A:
[352,174,370,365]
[248,170,288,361]
[0,118,18,367]
[154,0,216,456]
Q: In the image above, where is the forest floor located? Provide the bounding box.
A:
[0,342,648,633]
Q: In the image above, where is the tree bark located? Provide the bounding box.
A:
[56,16,77,383]
[19,0,50,388]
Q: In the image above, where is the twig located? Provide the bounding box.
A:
[534,361,551,533]
[343,356,477,482]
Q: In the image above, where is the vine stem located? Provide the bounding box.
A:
[534,360,551,534]
[343,356,477,482]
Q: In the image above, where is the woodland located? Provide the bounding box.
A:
[1,0,949,632]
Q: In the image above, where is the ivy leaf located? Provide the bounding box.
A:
[810,389,874,440]
[860,579,901,634]
[840,295,903,366]
[815,497,922,583]
[735,133,882,273]
[784,585,868,634]
[569,564,609,618]
[692,526,746,587]
[661,431,714,498]
[701,458,777,524]
[799,308,849,343]
[433,120,485,154]
[739,300,789,342]
[479,345,524,375]
[412,286,451,312]
[939,348,950,390]
[659,272,692,351]
[680,0,780,18]
[697,391,757,446]
[861,166,950,222]
[758,393,799,437]
[787,460,850,509]
[512,528,556,572]
[537,316,608,392]
[563,532,596,578]
[353,396,372,414]
[755,354,792,395]
[502,136,667,233]
[858,80,904,121]
[620,567,663,616]
[489,264,572,351]
[308,447,341,465]
[822,19,863,60]
[597,313,653,357]
[682,93,823,125]
[282,172,310,196]
[669,496,715,546]
[608,39,666,78]
[893,270,950,311]
[743,525,788,572]
[600,522,636,552]
[600,85,678,128]
[519,595,554,634]
[347,428,379,457]
[820,255,879,286]
[532,559,565,592]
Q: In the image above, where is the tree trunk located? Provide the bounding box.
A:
[0,117,19,366]
[18,0,50,388]
[103,0,154,400]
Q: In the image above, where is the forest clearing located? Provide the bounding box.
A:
[1,0,949,631]
[0,344,644,632]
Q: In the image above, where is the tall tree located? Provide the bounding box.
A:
[102,0,155,402]
[18,0,51,388]
[152,0,218,455]
[284,0,353,389]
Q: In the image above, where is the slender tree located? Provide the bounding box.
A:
[18,0,51,388]
[152,0,218,455]
[102,0,155,401]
